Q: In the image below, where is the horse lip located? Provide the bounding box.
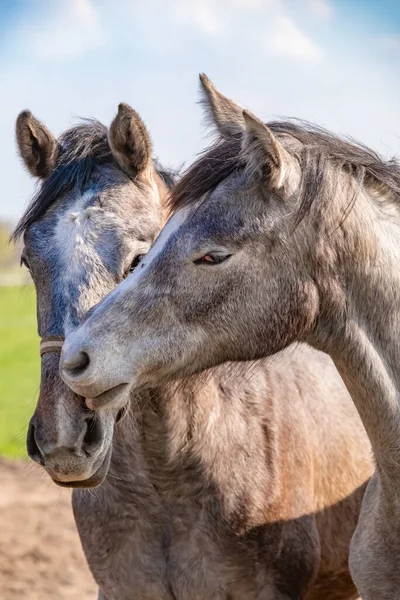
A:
[87,382,129,410]
[51,445,112,489]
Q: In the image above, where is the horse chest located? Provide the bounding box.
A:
[75,413,319,600]
[163,503,279,600]
[133,410,300,599]
[75,490,272,600]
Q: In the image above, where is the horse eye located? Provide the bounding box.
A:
[20,255,31,271]
[194,253,231,266]
[129,254,145,272]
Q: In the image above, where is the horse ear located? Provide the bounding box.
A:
[242,110,296,190]
[109,103,152,177]
[16,111,57,178]
[199,73,245,138]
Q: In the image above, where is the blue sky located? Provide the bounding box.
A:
[0,0,399,222]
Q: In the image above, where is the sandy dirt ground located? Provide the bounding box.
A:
[0,457,97,600]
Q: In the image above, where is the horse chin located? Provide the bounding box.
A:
[51,444,113,489]
[49,402,127,489]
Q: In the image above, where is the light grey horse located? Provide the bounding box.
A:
[61,75,400,599]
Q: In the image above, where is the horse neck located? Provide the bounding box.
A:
[311,182,400,488]
[137,369,279,512]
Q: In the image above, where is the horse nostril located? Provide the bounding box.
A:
[63,350,90,377]
[82,416,103,455]
[26,423,44,466]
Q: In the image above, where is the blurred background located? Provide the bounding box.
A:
[0,1,399,598]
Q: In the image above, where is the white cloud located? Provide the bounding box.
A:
[264,15,323,61]
[171,1,221,36]
[169,1,324,62]
[30,0,105,61]
[170,0,280,36]
[306,0,332,20]
[232,0,280,8]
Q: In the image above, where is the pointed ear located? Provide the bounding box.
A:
[242,110,297,190]
[16,111,57,178]
[199,73,245,138]
[108,103,152,177]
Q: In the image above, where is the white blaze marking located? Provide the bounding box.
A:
[141,205,192,266]
[54,192,105,332]
[111,204,193,297]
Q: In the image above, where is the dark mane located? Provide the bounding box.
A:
[168,120,400,219]
[12,120,176,241]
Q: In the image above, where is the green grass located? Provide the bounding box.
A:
[0,285,39,457]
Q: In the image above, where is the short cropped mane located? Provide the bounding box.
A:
[12,120,177,241]
[168,120,400,219]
